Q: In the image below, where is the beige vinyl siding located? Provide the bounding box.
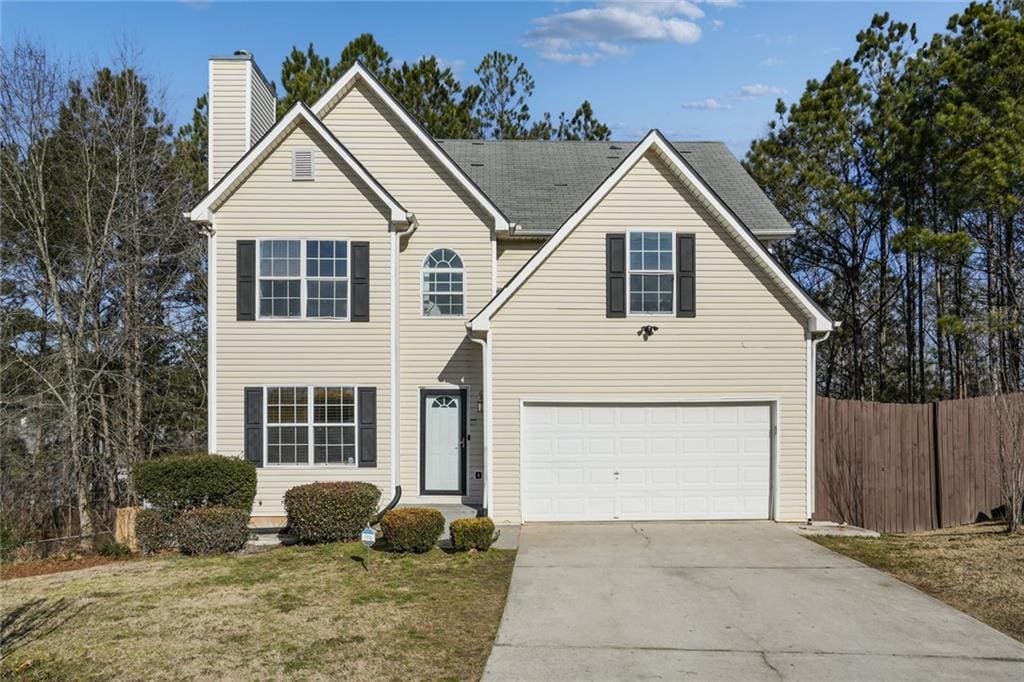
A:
[249,67,276,145]
[209,60,249,187]
[488,151,809,523]
[213,121,394,517]
[322,80,491,504]
[496,240,543,287]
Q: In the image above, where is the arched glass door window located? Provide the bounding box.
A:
[422,248,465,317]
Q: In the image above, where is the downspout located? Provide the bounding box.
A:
[389,214,418,497]
[469,331,492,516]
[806,324,836,523]
[207,224,217,454]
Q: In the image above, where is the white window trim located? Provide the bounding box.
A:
[256,238,351,321]
[263,385,360,468]
[420,248,467,319]
[291,148,315,181]
[626,229,675,316]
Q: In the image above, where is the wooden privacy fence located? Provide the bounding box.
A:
[813,393,1023,533]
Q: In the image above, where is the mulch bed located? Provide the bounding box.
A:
[1,555,123,581]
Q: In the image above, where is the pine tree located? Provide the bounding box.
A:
[277,43,335,115]
[474,52,534,139]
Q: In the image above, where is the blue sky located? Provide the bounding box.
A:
[4,1,961,155]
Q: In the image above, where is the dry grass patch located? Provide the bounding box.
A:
[811,523,1024,642]
[1,542,515,681]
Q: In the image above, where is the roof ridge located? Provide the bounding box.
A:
[436,138,725,145]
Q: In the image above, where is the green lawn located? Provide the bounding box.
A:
[1,543,516,680]
[810,523,1024,643]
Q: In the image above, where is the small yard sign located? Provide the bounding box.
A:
[361,525,376,549]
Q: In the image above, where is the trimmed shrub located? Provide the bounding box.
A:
[135,509,178,554]
[176,506,250,555]
[449,517,498,551]
[380,507,445,553]
[134,453,257,513]
[284,482,381,544]
[96,538,132,559]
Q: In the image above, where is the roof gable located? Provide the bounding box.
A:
[312,63,511,232]
[469,130,834,333]
[190,103,408,224]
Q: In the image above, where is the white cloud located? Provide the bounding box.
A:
[758,57,784,67]
[681,98,730,110]
[436,57,466,75]
[739,83,785,98]
[525,2,703,65]
[711,19,724,30]
[701,0,740,6]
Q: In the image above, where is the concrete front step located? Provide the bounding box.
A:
[397,503,484,525]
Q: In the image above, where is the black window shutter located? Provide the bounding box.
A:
[351,241,370,321]
[357,387,377,467]
[606,233,626,318]
[677,233,696,318]
[244,387,263,468]
[236,240,256,321]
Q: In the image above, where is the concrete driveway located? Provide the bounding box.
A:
[484,522,1024,681]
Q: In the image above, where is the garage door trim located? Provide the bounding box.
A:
[519,397,780,522]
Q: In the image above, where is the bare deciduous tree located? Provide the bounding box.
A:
[1,40,205,550]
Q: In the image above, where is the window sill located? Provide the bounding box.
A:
[254,317,352,322]
[262,464,362,469]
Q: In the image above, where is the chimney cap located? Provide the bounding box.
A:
[233,49,252,57]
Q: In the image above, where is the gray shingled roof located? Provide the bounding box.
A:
[436,139,792,237]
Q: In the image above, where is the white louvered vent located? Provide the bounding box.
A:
[292,149,314,180]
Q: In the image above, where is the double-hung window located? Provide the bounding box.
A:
[266,386,357,466]
[259,240,302,317]
[258,239,349,319]
[312,386,356,465]
[627,231,674,314]
[305,240,349,318]
[266,387,309,464]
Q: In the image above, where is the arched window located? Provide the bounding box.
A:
[422,248,464,317]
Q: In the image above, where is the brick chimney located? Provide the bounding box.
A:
[207,50,276,188]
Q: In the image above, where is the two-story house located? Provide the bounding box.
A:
[189,52,835,527]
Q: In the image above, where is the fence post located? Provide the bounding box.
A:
[931,401,943,529]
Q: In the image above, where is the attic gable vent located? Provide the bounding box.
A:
[292,149,315,180]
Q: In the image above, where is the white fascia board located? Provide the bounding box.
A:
[189,103,409,225]
[470,129,834,333]
[312,62,512,233]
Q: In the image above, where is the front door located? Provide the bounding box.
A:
[420,389,466,495]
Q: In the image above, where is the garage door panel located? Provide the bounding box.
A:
[523,403,771,522]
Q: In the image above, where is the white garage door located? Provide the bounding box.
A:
[522,403,771,521]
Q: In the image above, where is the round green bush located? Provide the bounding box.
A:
[284,482,381,544]
[449,517,498,551]
[176,506,251,555]
[134,453,257,513]
[380,507,445,553]
[135,509,178,554]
